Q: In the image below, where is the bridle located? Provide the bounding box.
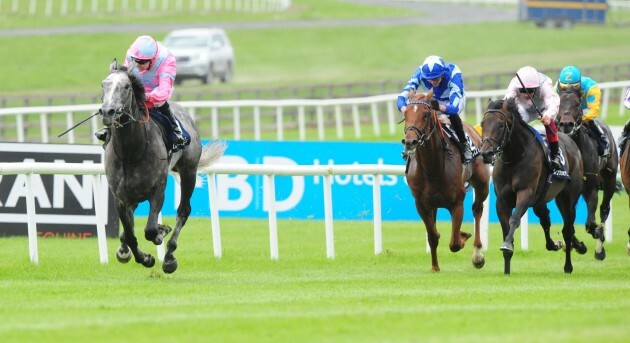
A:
[105,72,149,129]
[481,106,526,164]
[403,100,440,153]
[558,92,583,138]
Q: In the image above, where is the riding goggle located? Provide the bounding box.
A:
[132,58,151,65]
[558,81,581,91]
[518,87,537,94]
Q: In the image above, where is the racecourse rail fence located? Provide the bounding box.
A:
[3,161,613,265]
[3,63,630,108]
[0,0,291,16]
[1,81,629,144]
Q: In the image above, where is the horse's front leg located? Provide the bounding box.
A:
[417,201,440,272]
[501,188,533,253]
[145,190,171,245]
[496,197,513,275]
[471,189,486,269]
[115,200,155,268]
[448,201,467,253]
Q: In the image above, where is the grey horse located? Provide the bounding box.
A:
[100,59,224,273]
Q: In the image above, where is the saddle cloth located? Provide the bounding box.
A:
[441,124,480,160]
[525,126,571,180]
[149,108,191,153]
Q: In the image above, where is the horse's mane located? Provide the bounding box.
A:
[111,64,147,110]
[487,98,528,128]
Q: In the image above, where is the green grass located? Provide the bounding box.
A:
[0,0,411,29]
[2,14,630,96]
[0,192,628,342]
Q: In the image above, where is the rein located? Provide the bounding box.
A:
[481,107,526,165]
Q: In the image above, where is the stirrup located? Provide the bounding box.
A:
[550,156,562,171]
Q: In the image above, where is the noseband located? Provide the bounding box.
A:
[404,101,439,149]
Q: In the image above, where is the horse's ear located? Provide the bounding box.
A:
[427,88,434,101]
[501,98,509,112]
[109,58,118,73]
[409,89,415,99]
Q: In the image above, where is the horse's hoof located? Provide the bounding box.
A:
[163,258,178,274]
[500,242,513,252]
[142,254,156,268]
[145,228,158,242]
[594,247,606,261]
[564,265,573,274]
[460,231,472,241]
[152,235,164,246]
[575,242,587,255]
[472,257,485,269]
[116,248,131,263]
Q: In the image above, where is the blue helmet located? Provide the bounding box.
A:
[558,66,582,90]
[421,56,447,80]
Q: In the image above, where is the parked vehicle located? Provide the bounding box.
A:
[519,0,607,28]
[163,28,234,85]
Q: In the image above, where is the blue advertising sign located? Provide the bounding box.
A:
[140,140,587,224]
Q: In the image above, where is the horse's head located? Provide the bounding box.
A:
[99,59,146,128]
[479,98,514,164]
[401,89,439,156]
[557,90,582,136]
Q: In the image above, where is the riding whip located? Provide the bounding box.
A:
[57,112,99,138]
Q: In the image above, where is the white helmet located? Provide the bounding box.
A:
[516,66,540,89]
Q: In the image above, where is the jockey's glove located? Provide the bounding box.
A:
[430,100,440,111]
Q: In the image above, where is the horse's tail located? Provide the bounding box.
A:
[615,180,624,194]
[197,140,226,172]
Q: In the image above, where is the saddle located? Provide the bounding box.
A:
[149,108,191,153]
[437,115,480,160]
[525,126,570,180]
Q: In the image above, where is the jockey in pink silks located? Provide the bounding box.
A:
[505,66,563,171]
[96,35,184,144]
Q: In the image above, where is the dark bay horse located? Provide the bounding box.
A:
[100,59,224,273]
[621,119,630,255]
[402,89,490,271]
[479,99,585,274]
[557,90,618,260]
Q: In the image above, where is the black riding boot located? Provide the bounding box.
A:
[587,120,609,157]
[548,140,562,171]
[158,102,185,145]
[449,115,472,164]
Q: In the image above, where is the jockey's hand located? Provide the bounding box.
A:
[430,100,440,111]
[401,106,407,114]
[539,113,552,125]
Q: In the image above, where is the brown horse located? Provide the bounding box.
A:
[557,90,618,260]
[479,99,585,274]
[620,119,630,255]
[402,89,490,271]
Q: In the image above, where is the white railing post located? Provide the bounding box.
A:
[157,212,166,261]
[372,172,382,255]
[92,174,109,264]
[317,105,325,141]
[233,107,241,140]
[298,106,306,141]
[276,106,284,141]
[521,211,528,251]
[208,173,222,258]
[253,106,261,140]
[265,175,279,260]
[25,173,38,265]
[323,174,334,259]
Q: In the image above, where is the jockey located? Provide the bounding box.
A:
[397,55,472,164]
[95,35,185,146]
[619,88,630,155]
[554,65,610,157]
[505,66,563,171]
